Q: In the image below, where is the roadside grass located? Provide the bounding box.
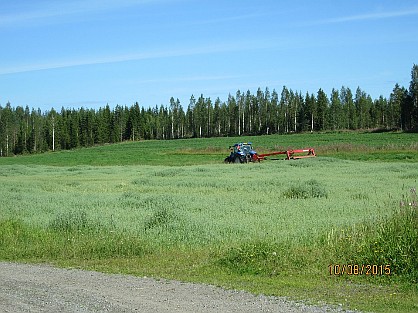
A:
[51,252,417,313]
[1,207,416,313]
[0,132,417,312]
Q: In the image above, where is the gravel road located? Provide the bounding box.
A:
[0,262,356,313]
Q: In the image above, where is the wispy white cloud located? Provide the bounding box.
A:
[189,11,271,26]
[134,74,247,85]
[312,7,418,25]
[0,0,158,27]
[0,40,273,75]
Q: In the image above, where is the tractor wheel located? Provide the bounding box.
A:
[235,155,246,163]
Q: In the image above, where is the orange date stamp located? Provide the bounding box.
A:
[329,264,391,276]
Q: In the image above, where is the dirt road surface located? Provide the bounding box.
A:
[0,262,355,313]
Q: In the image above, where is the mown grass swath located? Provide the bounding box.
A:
[0,132,417,313]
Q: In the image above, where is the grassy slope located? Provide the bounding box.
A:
[0,131,417,312]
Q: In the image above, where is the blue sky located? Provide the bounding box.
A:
[0,0,417,111]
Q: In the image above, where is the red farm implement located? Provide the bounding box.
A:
[224,142,316,163]
[255,148,316,161]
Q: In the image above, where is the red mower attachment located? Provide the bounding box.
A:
[253,148,316,161]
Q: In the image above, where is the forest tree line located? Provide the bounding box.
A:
[0,64,417,156]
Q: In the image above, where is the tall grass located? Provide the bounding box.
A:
[1,158,416,279]
[219,190,417,283]
[325,188,417,282]
[282,179,328,199]
[0,161,409,243]
[0,216,149,260]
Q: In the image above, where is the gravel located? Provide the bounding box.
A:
[0,262,358,313]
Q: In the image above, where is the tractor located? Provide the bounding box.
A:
[224,142,257,163]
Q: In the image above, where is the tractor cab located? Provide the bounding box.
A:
[234,142,252,154]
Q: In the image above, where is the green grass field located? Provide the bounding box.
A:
[0,131,417,312]
[0,131,417,166]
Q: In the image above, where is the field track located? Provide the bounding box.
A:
[0,262,356,313]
